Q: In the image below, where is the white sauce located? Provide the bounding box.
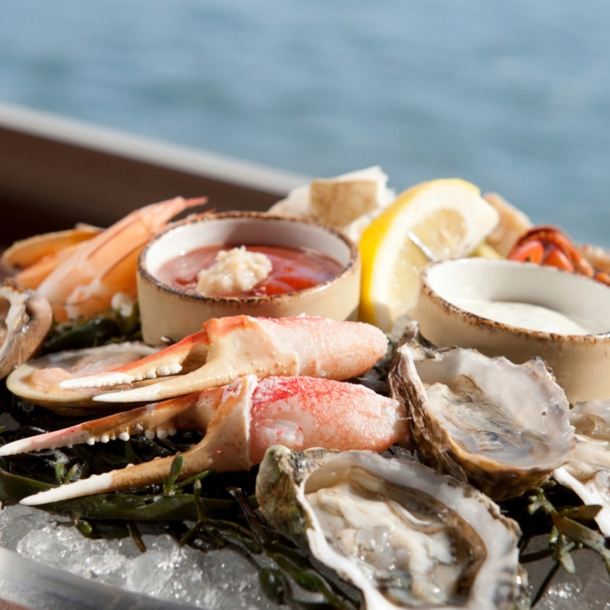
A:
[455,298,591,335]
[195,246,272,296]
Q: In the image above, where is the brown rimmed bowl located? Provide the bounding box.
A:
[414,257,610,403]
[137,211,361,345]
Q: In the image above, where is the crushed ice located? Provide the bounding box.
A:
[0,504,276,609]
[1,503,609,608]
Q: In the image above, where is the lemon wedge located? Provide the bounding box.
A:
[359,178,500,332]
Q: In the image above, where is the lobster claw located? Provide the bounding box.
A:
[508,225,595,276]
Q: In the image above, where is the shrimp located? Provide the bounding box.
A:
[2,224,102,289]
[34,196,207,321]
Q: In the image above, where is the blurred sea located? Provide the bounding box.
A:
[1,0,609,246]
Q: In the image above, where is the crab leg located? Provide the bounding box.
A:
[5,375,406,505]
[0,390,223,455]
[59,315,390,403]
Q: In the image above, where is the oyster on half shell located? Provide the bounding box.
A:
[554,398,610,537]
[389,323,575,501]
[6,342,159,414]
[256,445,528,610]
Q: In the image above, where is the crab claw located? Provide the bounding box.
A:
[59,329,210,389]
[10,375,406,505]
[59,315,389,403]
[0,390,222,456]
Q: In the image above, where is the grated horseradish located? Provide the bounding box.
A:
[195,246,272,296]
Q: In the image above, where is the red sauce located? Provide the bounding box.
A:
[156,244,344,297]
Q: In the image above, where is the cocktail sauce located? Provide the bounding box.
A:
[156,244,343,297]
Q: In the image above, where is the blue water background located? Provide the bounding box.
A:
[1,0,609,246]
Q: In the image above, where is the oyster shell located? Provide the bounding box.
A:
[256,445,528,609]
[0,279,52,380]
[554,398,610,536]
[6,342,159,414]
[389,323,574,501]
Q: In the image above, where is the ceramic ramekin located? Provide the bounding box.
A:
[137,211,361,345]
[414,258,610,402]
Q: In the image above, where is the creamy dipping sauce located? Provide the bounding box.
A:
[454,298,591,335]
[156,244,343,297]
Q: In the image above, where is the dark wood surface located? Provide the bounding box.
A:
[0,114,300,245]
[0,123,283,243]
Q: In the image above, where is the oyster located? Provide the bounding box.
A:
[389,323,574,501]
[554,398,610,536]
[256,445,528,609]
[0,279,52,380]
[6,342,159,415]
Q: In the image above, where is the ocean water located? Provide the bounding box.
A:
[0,0,609,246]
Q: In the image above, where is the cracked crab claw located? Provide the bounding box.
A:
[59,315,390,403]
[4,375,407,506]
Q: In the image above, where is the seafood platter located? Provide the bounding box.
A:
[1,166,610,608]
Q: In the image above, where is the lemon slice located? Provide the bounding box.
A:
[359,178,500,332]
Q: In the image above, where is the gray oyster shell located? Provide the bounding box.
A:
[389,323,575,501]
[256,445,528,609]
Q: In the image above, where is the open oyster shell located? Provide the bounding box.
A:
[0,279,52,380]
[554,398,610,536]
[6,342,159,414]
[256,445,528,609]
[389,323,575,501]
